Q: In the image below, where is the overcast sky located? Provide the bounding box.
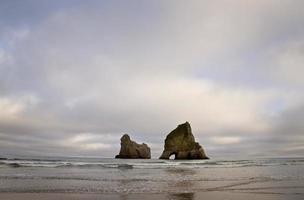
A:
[1,0,304,158]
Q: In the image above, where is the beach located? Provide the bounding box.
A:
[0,157,304,199]
[1,191,303,200]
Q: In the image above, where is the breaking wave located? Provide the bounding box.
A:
[1,157,304,169]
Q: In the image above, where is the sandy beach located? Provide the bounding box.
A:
[1,157,304,199]
[1,191,303,200]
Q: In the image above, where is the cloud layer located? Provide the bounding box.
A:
[1,0,304,158]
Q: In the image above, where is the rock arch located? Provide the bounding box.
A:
[159,122,209,160]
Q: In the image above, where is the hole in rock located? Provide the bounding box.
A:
[169,153,176,160]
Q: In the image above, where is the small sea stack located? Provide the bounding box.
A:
[115,134,151,159]
[159,122,209,160]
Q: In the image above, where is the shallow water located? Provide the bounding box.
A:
[0,156,304,196]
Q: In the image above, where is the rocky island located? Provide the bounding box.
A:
[159,122,209,160]
[115,134,151,159]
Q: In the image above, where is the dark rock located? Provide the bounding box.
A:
[159,122,209,160]
[115,134,151,159]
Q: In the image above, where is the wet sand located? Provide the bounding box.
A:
[0,191,303,200]
[1,157,303,199]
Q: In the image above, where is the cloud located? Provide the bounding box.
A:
[0,98,24,117]
[0,1,304,157]
[0,49,13,65]
[267,39,304,86]
[210,137,241,145]
[0,94,39,118]
[62,133,113,151]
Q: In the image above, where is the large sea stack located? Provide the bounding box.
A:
[159,122,209,160]
[115,134,151,159]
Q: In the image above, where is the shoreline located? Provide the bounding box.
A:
[0,191,303,200]
[1,157,303,199]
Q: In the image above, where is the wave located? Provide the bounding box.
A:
[58,163,134,169]
[1,157,304,169]
[0,161,135,169]
[178,159,304,168]
[0,162,22,168]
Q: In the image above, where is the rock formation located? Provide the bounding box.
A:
[115,134,151,159]
[159,122,209,160]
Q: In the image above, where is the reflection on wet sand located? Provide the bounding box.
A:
[167,193,194,200]
[166,168,196,192]
[165,168,196,175]
[119,192,194,200]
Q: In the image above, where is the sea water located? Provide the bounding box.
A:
[0,156,304,195]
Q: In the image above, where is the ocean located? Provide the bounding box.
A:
[0,156,304,199]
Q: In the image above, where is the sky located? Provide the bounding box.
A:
[1,0,304,158]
